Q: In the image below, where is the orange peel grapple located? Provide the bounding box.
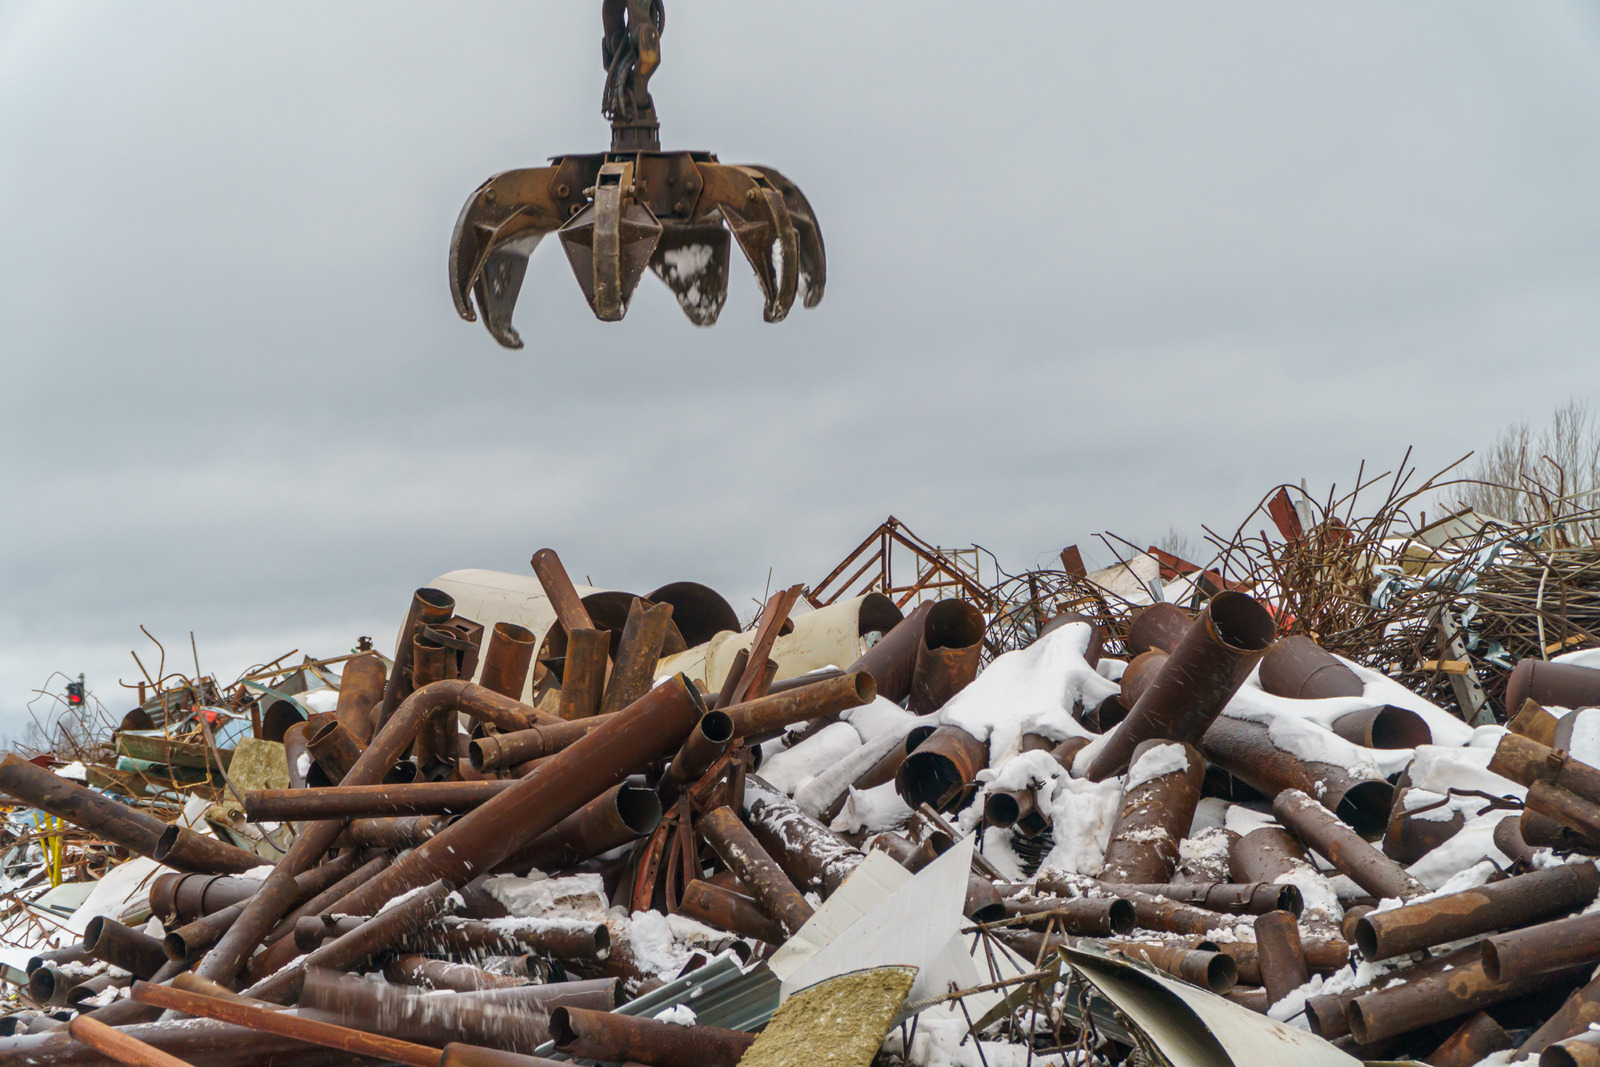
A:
[449,0,825,348]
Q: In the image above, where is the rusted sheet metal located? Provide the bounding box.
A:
[698,804,814,937]
[1382,781,1465,864]
[82,917,168,981]
[131,980,443,1067]
[480,622,537,701]
[1110,882,1303,916]
[1203,716,1394,833]
[908,600,984,713]
[1507,658,1600,714]
[999,896,1135,936]
[1490,731,1600,805]
[319,677,704,919]
[600,599,675,714]
[496,780,662,873]
[336,651,389,745]
[1330,704,1432,748]
[1347,955,1590,1045]
[245,780,515,820]
[1273,788,1427,900]
[1124,602,1192,657]
[1483,908,1600,984]
[742,774,865,895]
[895,724,987,812]
[1254,910,1309,1006]
[1258,635,1365,700]
[558,628,610,721]
[1425,1012,1512,1067]
[1086,592,1276,781]
[678,878,788,944]
[1118,650,1168,710]
[1098,740,1205,884]
[1355,862,1600,960]
[548,1005,757,1067]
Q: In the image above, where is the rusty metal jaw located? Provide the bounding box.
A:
[449,150,825,347]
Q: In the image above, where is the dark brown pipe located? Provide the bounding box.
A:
[151,872,265,925]
[658,710,734,802]
[1119,650,1168,710]
[1493,730,1600,806]
[376,586,457,731]
[495,780,662,873]
[1527,780,1600,849]
[245,780,515,820]
[1203,715,1395,833]
[742,775,867,896]
[149,826,267,877]
[908,600,984,713]
[1494,813,1540,873]
[724,671,877,738]
[66,1014,190,1067]
[1110,882,1303,916]
[283,720,312,788]
[848,601,935,704]
[1484,908,1600,984]
[1357,862,1600,961]
[1331,704,1431,749]
[1508,659,1600,715]
[1348,956,1590,1045]
[711,648,751,711]
[549,1005,756,1067]
[849,724,936,794]
[558,628,609,720]
[480,622,537,700]
[335,815,448,850]
[334,651,388,745]
[305,718,364,786]
[1382,782,1466,864]
[409,919,609,962]
[1038,611,1104,665]
[1098,740,1205,884]
[1273,789,1427,899]
[999,896,1135,937]
[1254,910,1309,1006]
[895,724,988,812]
[1426,1011,1513,1067]
[1086,592,1275,780]
[293,914,366,951]
[302,968,553,1056]
[698,805,814,937]
[82,917,168,980]
[1229,825,1313,884]
[1109,942,1236,994]
[470,716,616,771]
[387,954,530,992]
[1218,937,1349,986]
[678,879,788,945]
[1124,602,1192,656]
[1258,634,1365,700]
[599,599,674,714]
[1305,944,1477,1040]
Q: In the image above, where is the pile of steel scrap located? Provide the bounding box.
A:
[10,539,1600,1067]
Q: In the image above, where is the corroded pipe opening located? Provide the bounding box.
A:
[926,600,984,650]
[1332,705,1432,750]
[1206,591,1277,652]
[1108,898,1136,934]
[896,726,987,812]
[1334,779,1397,836]
[548,1008,580,1047]
[698,710,734,746]
[614,782,663,835]
[27,967,57,1006]
[984,791,1021,828]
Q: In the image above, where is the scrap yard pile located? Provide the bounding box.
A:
[12,478,1600,1067]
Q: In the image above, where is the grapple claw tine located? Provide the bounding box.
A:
[649,219,731,326]
[446,167,566,346]
[558,161,662,322]
[749,166,825,308]
[472,234,548,349]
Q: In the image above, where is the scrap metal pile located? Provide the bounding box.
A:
[9,494,1600,1067]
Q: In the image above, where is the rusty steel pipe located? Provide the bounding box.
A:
[496,780,662,873]
[557,628,609,721]
[1217,938,1349,986]
[480,622,537,701]
[1229,825,1313,883]
[658,711,734,803]
[387,954,530,992]
[293,914,364,951]
[530,548,599,634]
[1426,1012,1513,1067]
[258,854,391,955]
[1331,704,1432,749]
[1383,782,1466,865]
[66,972,130,1008]
[1527,780,1600,848]
[245,780,514,820]
[723,671,877,739]
[413,918,610,961]
[999,896,1135,937]
[984,789,1031,830]
[321,677,706,919]
[305,719,364,786]
[846,601,934,704]
[66,1014,195,1067]
[1254,910,1309,1006]
[1273,789,1427,900]
[908,600,984,713]
[1109,942,1237,994]
[849,724,935,794]
[1,1018,337,1067]
[1490,732,1600,804]
[1098,740,1205,884]
[151,873,268,926]
[131,980,444,1067]
[1086,592,1276,781]
[1119,650,1168,710]
[300,968,557,1057]
[1348,957,1591,1045]
[469,716,616,771]
[1258,634,1365,700]
[710,647,751,711]
[335,815,448,850]
[677,879,788,945]
[151,827,266,877]
[598,600,674,715]
[698,805,814,937]
[1356,862,1600,961]
[441,1047,567,1067]
[1516,971,1600,1060]
[549,1005,756,1067]
[1305,944,1477,1039]
[1029,875,1234,937]
[1484,909,1600,984]
[1124,602,1192,657]
[1508,659,1600,714]
[83,917,168,981]
[1548,1033,1600,1067]
[377,586,458,730]
[334,651,388,745]
[743,774,865,895]
[1203,716,1394,833]
[896,724,988,812]
[1109,882,1303,917]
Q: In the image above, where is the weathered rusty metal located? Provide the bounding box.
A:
[1524,807,1592,852]
[1217,937,1349,986]
[377,586,458,731]
[1383,781,1466,864]
[305,717,364,787]
[743,774,865,895]
[152,872,264,926]
[1340,904,1374,944]
[1527,780,1600,848]
[334,651,388,745]
[548,1005,757,1067]
[657,710,733,804]
[1258,634,1365,700]
[1491,731,1600,803]
[1124,602,1192,657]
[66,1015,195,1067]
[323,676,705,919]
[131,980,444,1067]
[1517,971,1600,1059]
[1119,650,1168,710]
[848,724,936,795]
[896,724,988,812]
[710,647,751,711]
[723,671,876,739]
[1080,693,1129,734]
[300,968,558,1056]
[849,601,935,704]
[1508,658,1600,714]
[1086,592,1276,781]
[1047,734,1092,773]
[998,896,1135,936]
[1253,910,1308,1006]
[26,945,91,975]
[1109,941,1236,994]
[1510,698,1562,747]
[65,971,129,1008]
[1229,824,1315,884]
[1544,1032,1600,1067]
[497,780,662,873]
[600,599,674,715]
[1039,611,1105,666]
[244,879,455,1003]
[1426,1011,1512,1067]
[440,1046,568,1067]
[245,779,515,820]
[82,917,168,980]
[1331,704,1432,749]
[258,854,392,953]
[1110,882,1303,917]
[678,879,787,945]
[470,715,616,771]
[293,914,367,950]
[1355,862,1600,961]
[698,804,814,936]
[984,789,1034,830]
[151,826,266,876]
[480,622,537,701]
[418,919,610,961]
[868,830,944,873]
[1304,944,1478,1039]
[908,600,984,713]
[1273,788,1427,900]
[282,720,313,788]
[1223,986,1270,1014]
[558,628,610,721]
[1098,740,1205,884]
[529,549,600,637]
[1483,906,1600,984]
[387,954,530,992]
[1029,875,1234,937]
[1495,814,1542,876]
[1347,955,1590,1045]
[1203,716,1394,833]
[0,754,255,874]
[336,815,448,850]
[0,1017,339,1067]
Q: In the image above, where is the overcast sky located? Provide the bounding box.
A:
[3,2,1600,732]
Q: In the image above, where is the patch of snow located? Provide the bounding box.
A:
[830,782,911,834]
[654,1004,697,1025]
[53,761,87,781]
[484,873,608,920]
[760,721,862,796]
[1125,743,1191,791]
